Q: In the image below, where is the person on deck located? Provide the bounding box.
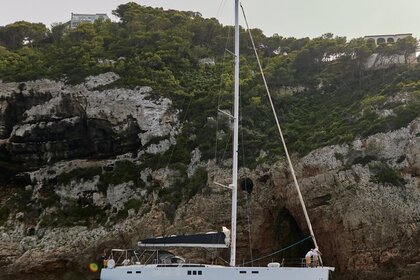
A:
[305,249,314,267]
[101,249,108,268]
[313,248,322,267]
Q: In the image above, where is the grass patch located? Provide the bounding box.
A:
[98,160,142,194]
[40,200,106,227]
[352,155,377,166]
[56,167,102,185]
[0,207,10,226]
[114,198,143,220]
[370,163,406,187]
[158,167,208,221]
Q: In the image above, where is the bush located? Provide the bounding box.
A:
[41,201,105,227]
[114,198,143,220]
[371,163,406,187]
[0,207,10,226]
[56,167,102,185]
[98,161,141,193]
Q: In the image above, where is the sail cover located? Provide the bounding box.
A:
[138,227,230,248]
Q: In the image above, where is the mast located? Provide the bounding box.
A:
[230,0,240,267]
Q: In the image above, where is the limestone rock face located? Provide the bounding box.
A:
[0,75,418,280]
[0,74,179,171]
[276,119,420,279]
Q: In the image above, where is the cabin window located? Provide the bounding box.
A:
[187,270,202,276]
[136,271,141,274]
[127,271,132,274]
[240,271,246,274]
[252,271,259,274]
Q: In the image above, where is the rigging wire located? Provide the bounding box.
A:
[239,91,254,265]
[164,0,229,169]
[203,247,230,265]
[162,94,193,170]
[215,25,234,165]
[240,2,322,258]
[214,31,231,163]
[215,0,228,20]
[240,235,313,266]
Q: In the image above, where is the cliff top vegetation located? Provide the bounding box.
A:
[0,2,419,162]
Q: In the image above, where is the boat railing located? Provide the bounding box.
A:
[279,257,323,268]
[106,249,321,269]
[242,258,321,268]
[108,249,142,267]
[106,249,186,267]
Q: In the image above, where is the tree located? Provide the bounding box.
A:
[395,36,417,64]
[292,35,346,85]
[344,38,375,81]
[50,22,67,43]
[0,21,48,49]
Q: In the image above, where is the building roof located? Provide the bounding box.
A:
[71,13,109,17]
[364,33,412,38]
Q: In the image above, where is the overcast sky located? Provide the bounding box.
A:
[0,0,419,39]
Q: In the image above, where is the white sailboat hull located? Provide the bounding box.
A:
[101,265,334,280]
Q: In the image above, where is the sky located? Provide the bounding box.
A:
[0,0,419,39]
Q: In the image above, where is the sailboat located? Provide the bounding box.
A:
[100,1,334,279]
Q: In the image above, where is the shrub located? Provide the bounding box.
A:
[0,207,10,226]
[114,198,143,220]
[98,161,141,193]
[56,167,102,185]
[371,163,406,187]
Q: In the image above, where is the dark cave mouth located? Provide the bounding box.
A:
[273,207,313,260]
[240,178,254,194]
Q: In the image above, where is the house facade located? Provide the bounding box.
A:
[363,33,418,69]
[70,13,109,28]
[364,33,412,45]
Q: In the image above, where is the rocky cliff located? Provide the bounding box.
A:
[0,75,419,280]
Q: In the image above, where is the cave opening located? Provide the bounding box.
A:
[240,178,253,194]
[273,207,313,262]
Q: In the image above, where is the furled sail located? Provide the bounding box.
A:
[138,227,231,248]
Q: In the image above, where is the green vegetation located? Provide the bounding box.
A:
[38,185,61,208]
[0,207,10,226]
[56,166,102,185]
[1,3,419,231]
[115,198,143,220]
[98,160,142,193]
[158,167,208,220]
[1,2,419,165]
[40,198,106,227]
[370,162,406,187]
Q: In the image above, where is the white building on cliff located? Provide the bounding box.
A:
[363,33,418,69]
[364,33,413,45]
[70,13,109,28]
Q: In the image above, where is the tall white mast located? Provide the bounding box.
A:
[230,0,240,267]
